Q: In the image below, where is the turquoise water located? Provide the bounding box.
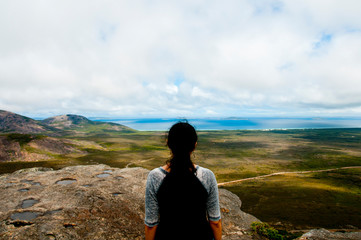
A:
[93,117,361,131]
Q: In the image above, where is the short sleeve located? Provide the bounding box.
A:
[144,169,164,227]
[205,170,221,221]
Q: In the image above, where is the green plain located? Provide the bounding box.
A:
[1,128,361,230]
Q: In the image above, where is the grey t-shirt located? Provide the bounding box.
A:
[145,166,221,227]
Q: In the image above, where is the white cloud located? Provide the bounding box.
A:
[1,0,361,117]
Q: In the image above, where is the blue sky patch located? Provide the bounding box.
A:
[313,33,333,49]
[170,72,185,87]
[271,1,284,13]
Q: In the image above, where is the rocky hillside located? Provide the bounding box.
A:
[42,114,93,128]
[0,110,55,135]
[0,110,136,163]
[0,134,86,162]
[41,114,134,135]
[0,110,135,136]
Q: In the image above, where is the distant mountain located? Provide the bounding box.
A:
[41,114,135,134]
[0,110,136,162]
[0,110,135,136]
[42,114,93,129]
[0,110,55,134]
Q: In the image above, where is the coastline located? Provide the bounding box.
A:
[90,117,361,131]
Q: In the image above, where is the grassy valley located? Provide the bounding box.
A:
[1,110,361,232]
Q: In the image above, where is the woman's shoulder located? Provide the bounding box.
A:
[147,167,167,181]
[196,165,217,183]
[195,166,218,193]
[197,165,215,176]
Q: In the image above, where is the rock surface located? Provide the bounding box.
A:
[299,228,361,240]
[219,189,259,239]
[0,165,258,240]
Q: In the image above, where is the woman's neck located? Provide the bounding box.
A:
[162,164,196,173]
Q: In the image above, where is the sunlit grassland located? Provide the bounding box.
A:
[223,168,361,229]
[1,128,361,230]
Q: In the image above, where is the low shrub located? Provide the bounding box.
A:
[251,222,302,240]
[251,222,283,240]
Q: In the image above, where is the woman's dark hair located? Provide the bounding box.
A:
[166,122,197,174]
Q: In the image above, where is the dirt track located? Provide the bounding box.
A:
[218,166,361,186]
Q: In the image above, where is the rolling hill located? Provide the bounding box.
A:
[0,110,136,163]
[0,110,55,134]
[41,114,135,135]
[0,110,135,136]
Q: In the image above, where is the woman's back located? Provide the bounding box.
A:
[155,171,213,240]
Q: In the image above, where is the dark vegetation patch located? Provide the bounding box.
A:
[197,138,269,160]
[197,140,267,150]
[6,133,45,146]
[275,144,361,170]
[290,128,361,149]
[251,222,302,240]
[0,159,93,175]
[75,150,130,168]
[275,145,339,160]
[311,169,361,193]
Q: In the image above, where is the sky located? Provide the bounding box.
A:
[1,0,361,118]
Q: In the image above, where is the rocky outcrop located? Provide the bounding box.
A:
[299,228,361,240]
[0,165,258,240]
[219,189,259,239]
[0,110,135,137]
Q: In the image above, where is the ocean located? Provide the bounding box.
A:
[92,117,361,131]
